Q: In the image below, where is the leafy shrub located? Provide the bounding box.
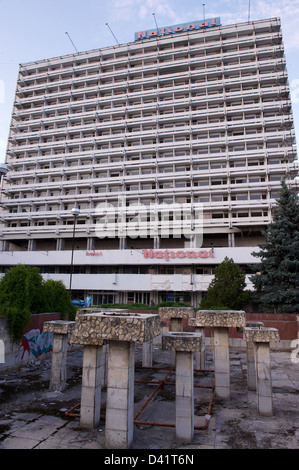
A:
[0,265,74,341]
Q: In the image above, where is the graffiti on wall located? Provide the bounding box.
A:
[18,328,54,359]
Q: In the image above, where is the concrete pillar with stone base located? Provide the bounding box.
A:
[80,344,106,428]
[243,327,280,417]
[43,320,75,392]
[162,331,202,443]
[71,309,161,448]
[214,327,231,400]
[189,318,206,371]
[189,310,246,400]
[142,340,153,367]
[105,340,135,448]
[244,322,264,391]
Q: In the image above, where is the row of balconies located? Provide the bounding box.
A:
[0,196,284,219]
[2,179,292,214]
[12,109,293,145]
[15,87,290,124]
[12,99,292,137]
[9,126,295,154]
[14,90,290,127]
[12,103,291,142]
[1,204,273,224]
[10,112,295,140]
[17,43,284,95]
[14,56,287,112]
[8,128,295,158]
[3,171,290,196]
[12,69,289,123]
[3,169,289,189]
[16,62,288,107]
[6,149,297,181]
[0,213,273,240]
[4,160,297,189]
[18,26,283,82]
[12,116,295,145]
[14,85,290,125]
[14,69,288,123]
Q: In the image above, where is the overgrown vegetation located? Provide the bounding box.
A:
[0,265,75,342]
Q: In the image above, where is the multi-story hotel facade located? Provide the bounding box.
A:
[0,17,298,306]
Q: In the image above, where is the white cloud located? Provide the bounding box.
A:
[111,0,178,24]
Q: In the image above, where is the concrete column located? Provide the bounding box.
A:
[102,344,109,388]
[194,326,205,371]
[254,342,273,417]
[214,327,230,400]
[175,350,194,442]
[142,340,153,367]
[246,341,256,390]
[170,319,183,365]
[49,333,68,392]
[105,341,135,449]
[80,345,104,428]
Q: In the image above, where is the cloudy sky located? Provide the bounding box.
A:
[1,0,299,163]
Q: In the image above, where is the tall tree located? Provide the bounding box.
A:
[200,257,251,310]
[250,180,299,313]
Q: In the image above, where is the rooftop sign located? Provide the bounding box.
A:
[135,17,221,41]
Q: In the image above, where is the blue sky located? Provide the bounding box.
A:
[1,0,299,163]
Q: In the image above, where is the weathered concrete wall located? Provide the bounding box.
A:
[0,313,61,371]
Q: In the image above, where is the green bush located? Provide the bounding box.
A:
[0,264,75,341]
[42,279,76,320]
[200,257,251,310]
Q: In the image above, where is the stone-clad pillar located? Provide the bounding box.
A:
[70,309,161,448]
[162,331,202,443]
[43,320,75,392]
[243,327,280,417]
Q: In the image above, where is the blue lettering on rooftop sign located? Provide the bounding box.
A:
[135,17,221,41]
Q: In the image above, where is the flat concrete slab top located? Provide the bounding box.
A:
[245,321,264,328]
[243,327,280,343]
[43,320,75,335]
[162,331,202,352]
[158,307,195,319]
[189,310,246,328]
[71,310,161,345]
[75,308,130,319]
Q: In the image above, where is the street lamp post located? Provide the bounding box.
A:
[0,164,8,252]
[69,207,80,295]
